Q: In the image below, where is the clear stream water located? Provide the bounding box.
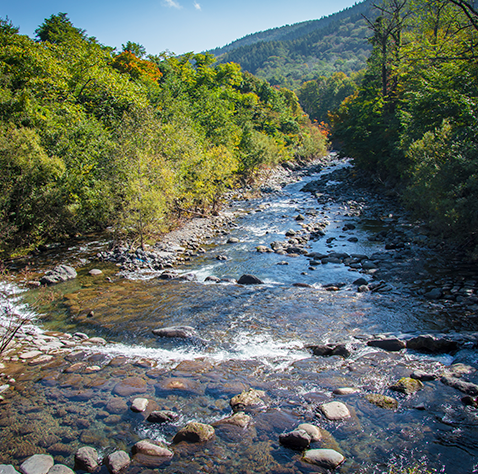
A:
[1,158,478,473]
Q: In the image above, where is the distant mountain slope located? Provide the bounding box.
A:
[211,0,374,89]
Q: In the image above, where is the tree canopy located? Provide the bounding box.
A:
[0,14,327,256]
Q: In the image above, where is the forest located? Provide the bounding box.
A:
[331,0,478,257]
[214,2,373,89]
[0,14,327,258]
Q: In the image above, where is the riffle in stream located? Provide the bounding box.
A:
[1,157,478,473]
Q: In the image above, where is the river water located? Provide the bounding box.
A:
[1,158,478,473]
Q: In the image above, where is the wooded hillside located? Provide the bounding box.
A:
[0,14,327,257]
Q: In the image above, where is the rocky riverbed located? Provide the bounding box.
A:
[1,155,478,473]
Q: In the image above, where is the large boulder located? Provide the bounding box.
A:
[0,467,20,474]
[40,265,77,285]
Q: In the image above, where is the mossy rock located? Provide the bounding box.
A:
[365,393,398,410]
[389,377,424,394]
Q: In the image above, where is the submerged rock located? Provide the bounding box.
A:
[302,449,345,469]
[365,394,398,409]
[173,422,215,443]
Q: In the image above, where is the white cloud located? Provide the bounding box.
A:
[194,1,201,10]
[164,0,182,8]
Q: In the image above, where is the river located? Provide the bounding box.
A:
[1,156,478,473]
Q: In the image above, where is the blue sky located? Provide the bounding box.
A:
[3,0,362,55]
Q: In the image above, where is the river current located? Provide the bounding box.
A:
[1,157,478,473]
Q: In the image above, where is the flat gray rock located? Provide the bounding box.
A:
[319,401,350,421]
[19,455,54,474]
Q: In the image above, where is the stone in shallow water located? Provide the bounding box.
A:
[147,410,179,424]
[367,338,406,352]
[104,451,130,474]
[389,377,424,394]
[237,274,263,285]
[333,387,359,395]
[230,388,266,412]
[297,423,322,442]
[365,393,398,410]
[132,440,173,458]
[213,412,251,428]
[0,466,20,474]
[279,429,311,449]
[131,398,149,412]
[48,466,74,474]
[152,326,196,338]
[302,449,345,469]
[173,422,215,443]
[74,446,99,472]
[19,455,54,474]
[318,401,351,421]
[441,376,478,395]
